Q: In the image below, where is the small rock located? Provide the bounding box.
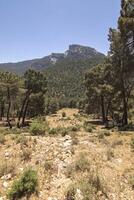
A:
[75,189,83,200]
[48,197,58,200]
[3,181,8,188]
[64,135,71,141]
[5,152,10,158]
[1,173,12,180]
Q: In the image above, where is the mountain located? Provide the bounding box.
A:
[0,44,104,74]
[0,44,105,107]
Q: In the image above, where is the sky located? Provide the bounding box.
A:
[0,0,121,63]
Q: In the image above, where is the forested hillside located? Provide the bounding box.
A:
[0,45,105,110]
[45,56,104,108]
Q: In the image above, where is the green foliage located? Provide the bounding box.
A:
[24,69,47,94]
[48,126,68,136]
[0,161,15,178]
[83,121,95,133]
[7,169,38,200]
[16,135,28,146]
[21,148,32,161]
[0,134,6,144]
[103,130,111,136]
[74,155,90,172]
[44,161,53,171]
[130,138,134,150]
[130,176,134,189]
[48,125,80,137]
[30,120,48,136]
[98,132,105,139]
[66,174,104,200]
[45,56,104,108]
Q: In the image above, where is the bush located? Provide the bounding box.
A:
[30,120,48,136]
[48,126,71,136]
[103,130,111,136]
[65,177,100,200]
[7,169,38,200]
[62,112,66,118]
[75,155,90,172]
[0,161,15,178]
[44,161,53,171]
[48,127,61,135]
[111,140,123,148]
[21,148,32,161]
[0,134,6,144]
[118,124,134,131]
[130,176,134,189]
[16,135,28,146]
[84,122,95,133]
[70,125,80,132]
[130,138,134,150]
[98,132,104,139]
[65,171,106,200]
[107,148,114,161]
[65,185,75,200]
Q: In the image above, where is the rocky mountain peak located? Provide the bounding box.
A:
[65,44,101,59]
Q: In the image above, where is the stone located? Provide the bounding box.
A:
[1,173,12,180]
[75,189,83,200]
[48,197,58,200]
[3,181,8,188]
[5,152,10,158]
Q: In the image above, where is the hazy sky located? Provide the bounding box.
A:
[0,0,120,63]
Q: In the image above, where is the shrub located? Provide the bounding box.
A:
[16,135,28,146]
[75,156,90,172]
[84,122,95,133]
[62,112,66,118]
[71,136,79,145]
[103,130,111,136]
[65,185,75,200]
[48,126,71,136]
[111,140,123,148]
[44,161,53,171]
[107,148,114,161]
[66,155,90,178]
[30,121,48,136]
[65,174,105,200]
[48,127,60,135]
[21,148,32,161]
[98,132,104,139]
[65,179,97,200]
[130,176,134,189]
[0,161,15,178]
[7,169,38,200]
[70,125,80,132]
[0,134,6,144]
[130,138,134,150]
[61,127,70,137]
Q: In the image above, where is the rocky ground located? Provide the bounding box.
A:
[0,109,134,200]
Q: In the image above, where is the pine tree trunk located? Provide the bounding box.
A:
[122,94,128,126]
[17,91,30,128]
[121,76,128,126]
[100,95,106,124]
[0,101,4,121]
[21,98,29,127]
[7,87,12,129]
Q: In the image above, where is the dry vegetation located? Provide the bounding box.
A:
[0,108,134,200]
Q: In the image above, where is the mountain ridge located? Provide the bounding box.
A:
[0,44,105,74]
